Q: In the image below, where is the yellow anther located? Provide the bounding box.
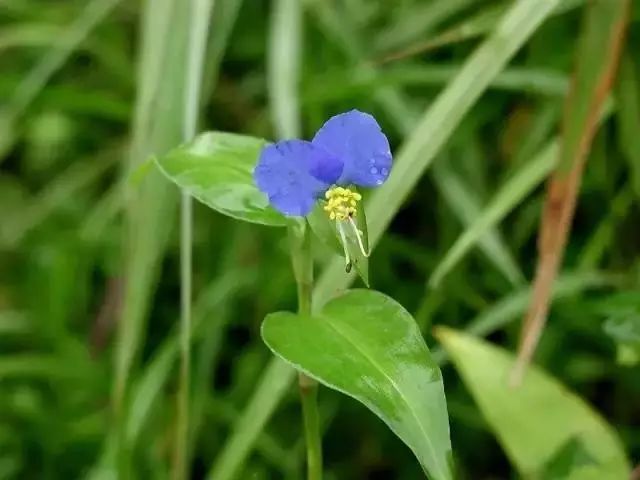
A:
[323,186,362,221]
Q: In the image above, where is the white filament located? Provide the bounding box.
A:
[348,217,369,258]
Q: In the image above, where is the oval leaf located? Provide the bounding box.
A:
[435,327,630,479]
[261,289,453,479]
[155,132,288,226]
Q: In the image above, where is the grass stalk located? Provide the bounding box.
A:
[174,0,214,478]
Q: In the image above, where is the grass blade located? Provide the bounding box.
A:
[428,101,613,289]
[303,64,569,104]
[316,0,564,306]
[363,0,562,250]
[430,271,622,365]
[578,184,634,270]
[429,140,558,288]
[268,0,302,139]
[206,360,296,480]
[432,159,524,286]
[374,0,477,53]
[376,0,585,64]
[306,3,524,289]
[174,0,214,478]
[0,147,119,246]
[202,0,245,98]
[512,0,631,384]
[615,53,640,197]
[125,271,250,447]
[111,0,190,474]
[9,0,123,117]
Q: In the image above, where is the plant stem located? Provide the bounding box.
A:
[175,0,214,478]
[289,222,322,480]
[299,372,322,480]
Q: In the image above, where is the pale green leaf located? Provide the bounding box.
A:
[436,328,630,479]
[155,132,288,227]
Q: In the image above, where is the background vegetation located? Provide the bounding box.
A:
[1,0,639,478]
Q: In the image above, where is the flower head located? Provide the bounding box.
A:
[254,110,392,218]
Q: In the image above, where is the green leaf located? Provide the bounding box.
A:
[435,328,630,479]
[261,289,453,480]
[540,437,602,480]
[155,131,288,226]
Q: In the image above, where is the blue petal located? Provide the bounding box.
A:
[254,140,342,216]
[312,109,392,188]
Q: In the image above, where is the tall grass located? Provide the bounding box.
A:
[1,0,638,478]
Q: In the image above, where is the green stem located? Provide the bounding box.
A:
[289,222,322,480]
[175,0,214,478]
[299,373,322,480]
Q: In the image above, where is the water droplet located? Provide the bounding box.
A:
[376,179,383,185]
[369,158,376,165]
[381,168,388,175]
[370,167,378,174]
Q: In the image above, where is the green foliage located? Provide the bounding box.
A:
[262,289,452,479]
[155,132,286,226]
[1,0,639,479]
[437,328,630,479]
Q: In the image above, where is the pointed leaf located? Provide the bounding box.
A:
[435,328,630,479]
[155,132,288,226]
[261,289,453,479]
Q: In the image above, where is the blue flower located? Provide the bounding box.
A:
[254,109,392,218]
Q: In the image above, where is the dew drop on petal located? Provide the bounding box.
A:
[381,168,388,175]
[370,167,378,174]
[376,179,383,185]
[369,158,376,165]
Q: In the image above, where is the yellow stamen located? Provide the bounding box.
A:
[323,186,362,221]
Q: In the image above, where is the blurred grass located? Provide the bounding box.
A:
[1,0,639,479]
[174,0,215,477]
[112,0,186,424]
[207,2,303,477]
[514,0,630,383]
[8,0,123,118]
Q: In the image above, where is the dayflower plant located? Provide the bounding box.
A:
[154,109,453,480]
[254,109,392,266]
